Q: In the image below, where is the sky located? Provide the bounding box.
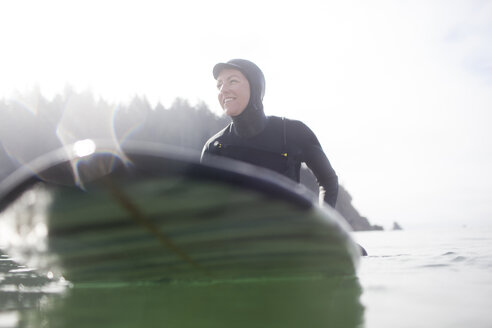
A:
[1,0,491,230]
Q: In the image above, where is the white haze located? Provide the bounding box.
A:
[1,0,491,230]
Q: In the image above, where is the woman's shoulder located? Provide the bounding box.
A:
[268,116,311,132]
[268,116,319,146]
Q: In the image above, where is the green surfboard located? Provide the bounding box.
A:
[0,140,359,284]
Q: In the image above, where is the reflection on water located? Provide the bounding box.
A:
[1,251,364,328]
[0,252,67,328]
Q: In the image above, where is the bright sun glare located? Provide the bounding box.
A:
[72,139,96,158]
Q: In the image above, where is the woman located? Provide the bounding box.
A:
[201,59,339,208]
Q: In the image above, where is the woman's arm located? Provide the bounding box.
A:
[292,120,338,207]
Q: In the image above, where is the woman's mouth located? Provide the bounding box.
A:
[223,97,234,105]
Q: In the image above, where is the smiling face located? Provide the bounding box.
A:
[216,69,251,117]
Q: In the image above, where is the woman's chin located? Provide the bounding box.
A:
[224,107,244,117]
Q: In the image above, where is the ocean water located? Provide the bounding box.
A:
[353,228,492,328]
[1,228,491,327]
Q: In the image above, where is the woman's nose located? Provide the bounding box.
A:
[218,83,230,94]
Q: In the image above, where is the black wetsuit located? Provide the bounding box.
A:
[201,116,338,207]
[202,59,338,208]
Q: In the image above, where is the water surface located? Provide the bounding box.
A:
[354,228,492,328]
[2,229,492,327]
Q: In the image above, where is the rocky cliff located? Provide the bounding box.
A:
[300,168,382,231]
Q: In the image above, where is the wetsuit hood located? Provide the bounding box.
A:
[213,59,267,137]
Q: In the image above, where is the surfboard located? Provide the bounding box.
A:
[0,140,359,284]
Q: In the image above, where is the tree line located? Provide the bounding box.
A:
[0,87,229,166]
